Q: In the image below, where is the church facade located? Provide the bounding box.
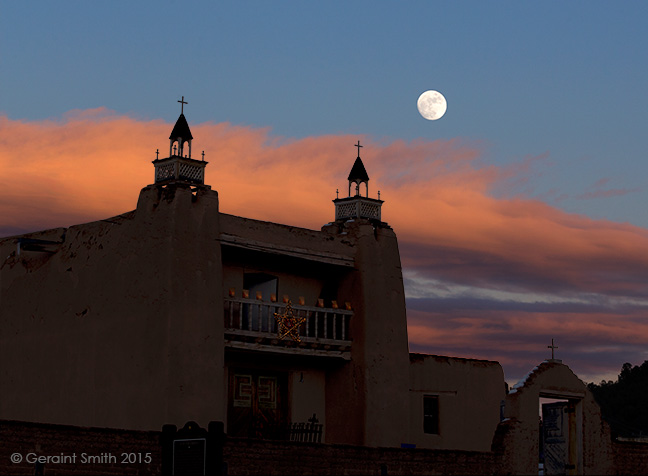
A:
[0,108,504,451]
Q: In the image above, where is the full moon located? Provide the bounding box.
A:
[417,90,447,120]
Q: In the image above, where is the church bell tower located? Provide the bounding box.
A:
[333,141,383,222]
[152,96,209,188]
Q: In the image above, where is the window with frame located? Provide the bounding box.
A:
[423,395,439,435]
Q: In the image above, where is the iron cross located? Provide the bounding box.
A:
[178,96,188,114]
[355,140,363,156]
[548,338,558,360]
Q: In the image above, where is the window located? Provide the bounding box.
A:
[423,395,439,434]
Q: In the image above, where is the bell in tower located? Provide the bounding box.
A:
[333,141,384,222]
[169,97,193,159]
[152,96,209,189]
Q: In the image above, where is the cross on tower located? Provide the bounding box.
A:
[178,96,188,114]
[548,338,558,360]
[355,140,363,157]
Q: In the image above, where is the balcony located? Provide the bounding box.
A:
[333,196,383,221]
[224,298,352,359]
[153,155,207,185]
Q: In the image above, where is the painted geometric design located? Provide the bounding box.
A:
[233,374,252,408]
[257,376,277,409]
[273,300,306,342]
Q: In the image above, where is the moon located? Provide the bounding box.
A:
[417,90,447,120]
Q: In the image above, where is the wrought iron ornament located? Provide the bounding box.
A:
[273,300,306,342]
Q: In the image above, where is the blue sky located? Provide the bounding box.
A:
[2,2,648,382]
[3,2,647,227]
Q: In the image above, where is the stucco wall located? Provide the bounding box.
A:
[408,353,505,451]
[0,185,225,431]
[495,360,615,475]
[290,369,326,440]
[329,220,411,448]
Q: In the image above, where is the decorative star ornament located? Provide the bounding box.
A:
[274,300,306,342]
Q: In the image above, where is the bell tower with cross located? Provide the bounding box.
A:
[152,97,210,188]
[332,141,384,222]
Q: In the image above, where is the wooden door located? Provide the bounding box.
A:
[228,370,288,439]
[542,402,568,475]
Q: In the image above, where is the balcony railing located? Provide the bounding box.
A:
[224,298,352,345]
[333,196,383,221]
[153,156,206,185]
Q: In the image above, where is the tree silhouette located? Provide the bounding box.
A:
[588,360,648,438]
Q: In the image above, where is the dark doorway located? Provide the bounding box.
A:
[540,397,581,475]
[244,273,278,302]
[227,369,288,439]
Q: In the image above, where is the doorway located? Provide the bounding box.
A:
[539,395,582,475]
[227,369,288,439]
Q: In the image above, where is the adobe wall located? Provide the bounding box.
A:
[325,220,411,448]
[220,213,355,259]
[219,213,357,306]
[290,369,326,439]
[408,353,505,451]
[494,360,615,475]
[0,184,225,431]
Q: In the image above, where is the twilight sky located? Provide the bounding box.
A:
[2,2,648,384]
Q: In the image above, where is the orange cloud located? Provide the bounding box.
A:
[2,109,648,382]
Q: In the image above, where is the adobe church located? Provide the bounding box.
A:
[1,105,646,475]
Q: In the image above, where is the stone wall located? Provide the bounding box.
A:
[612,440,648,476]
[3,418,648,475]
[1,419,497,476]
[0,419,161,476]
[222,437,497,476]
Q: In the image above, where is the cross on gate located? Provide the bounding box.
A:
[548,338,558,360]
[178,96,188,114]
[355,140,363,156]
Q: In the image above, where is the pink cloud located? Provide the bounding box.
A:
[2,109,648,382]
[575,176,641,200]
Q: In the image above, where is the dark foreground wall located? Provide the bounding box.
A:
[0,419,161,476]
[2,419,648,476]
[223,438,495,475]
[0,419,495,476]
[613,440,648,476]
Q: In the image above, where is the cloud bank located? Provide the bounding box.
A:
[2,109,647,383]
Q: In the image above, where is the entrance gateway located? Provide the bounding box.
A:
[539,391,583,475]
